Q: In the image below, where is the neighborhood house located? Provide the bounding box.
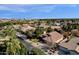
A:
[59,37,79,55]
[40,31,63,44]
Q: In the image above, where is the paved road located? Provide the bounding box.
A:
[16,32,33,50]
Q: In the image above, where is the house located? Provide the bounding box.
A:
[40,31,63,44]
[71,29,79,37]
[39,24,49,28]
[13,25,21,30]
[54,22,61,26]
[20,24,35,32]
[51,26,61,30]
[59,37,79,55]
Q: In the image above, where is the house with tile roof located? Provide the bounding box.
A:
[59,37,79,55]
[20,24,35,32]
[40,31,63,44]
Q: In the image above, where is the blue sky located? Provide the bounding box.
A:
[0,4,79,19]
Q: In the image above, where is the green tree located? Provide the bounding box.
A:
[25,30,34,39]
[31,48,45,55]
[0,22,13,27]
[5,38,21,55]
[2,26,16,38]
[62,25,71,31]
[1,26,28,55]
[46,27,53,33]
[19,43,29,55]
[5,38,29,55]
[34,27,45,38]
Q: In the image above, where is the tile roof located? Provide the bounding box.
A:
[42,31,63,43]
[59,37,79,51]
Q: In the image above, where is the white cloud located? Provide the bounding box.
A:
[0,4,78,13]
[0,6,10,10]
[0,4,57,13]
[30,5,57,13]
[0,5,27,13]
[70,4,77,7]
[64,4,77,7]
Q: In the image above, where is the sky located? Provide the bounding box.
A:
[0,4,79,19]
